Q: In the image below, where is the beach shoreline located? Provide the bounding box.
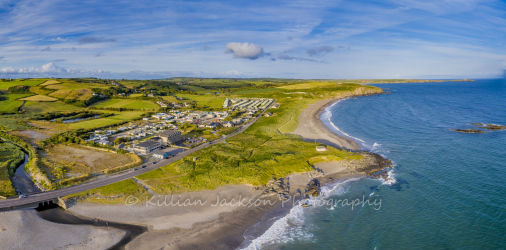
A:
[3,90,389,250]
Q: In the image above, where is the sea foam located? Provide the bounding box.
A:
[242,178,360,249]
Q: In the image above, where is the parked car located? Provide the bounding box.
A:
[19,195,27,198]
[152,162,156,164]
[142,165,147,168]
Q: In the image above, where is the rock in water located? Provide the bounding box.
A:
[306,179,320,197]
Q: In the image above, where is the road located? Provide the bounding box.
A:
[0,103,273,210]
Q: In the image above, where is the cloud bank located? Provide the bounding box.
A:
[0,63,105,75]
[225,42,264,60]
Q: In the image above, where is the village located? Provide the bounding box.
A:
[84,98,276,161]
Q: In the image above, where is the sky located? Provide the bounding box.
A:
[0,0,505,79]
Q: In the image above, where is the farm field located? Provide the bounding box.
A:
[177,94,225,109]
[19,95,57,102]
[49,88,93,101]
[92,99,158,110]
[39,80,61,86]
[45,82,107,90]
[0,79,46,90]
[69,111,144,129]
[29,86,55,95]
[160,95,179,102]
[22,101,82,113]
[0,94,31,113]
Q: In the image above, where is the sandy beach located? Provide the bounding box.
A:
[292,98,362,150]
[0,209,125,249]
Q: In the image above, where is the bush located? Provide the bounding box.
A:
[8,85,31,94]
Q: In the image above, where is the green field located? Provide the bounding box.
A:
[176,94,225,109]
[30,86,56,95]
[92,99,159,110]
[0,94,31,113]
[0,139,24,197]
[0,79,46,90]
[69,111,144,129]
[160,95,179,102]
[19,95,58,102]
[23,101,82,113]
[49,88,94,101]
[45,81,108,90]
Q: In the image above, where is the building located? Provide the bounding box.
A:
[206,122,220,129]
[316,145,327,151]
[223,121,235,128]
[132,140,161,154]
[158,130,183,146]
[152,150,170,159]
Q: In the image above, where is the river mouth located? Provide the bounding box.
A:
[13,153,146,249]
[36,207,147,250]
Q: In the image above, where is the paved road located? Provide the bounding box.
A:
[0,102,273,210]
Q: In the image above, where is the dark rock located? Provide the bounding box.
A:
[305,179,320,197]
[451,129,486,133]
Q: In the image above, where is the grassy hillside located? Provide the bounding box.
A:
[23,101,82,113]
[0,79,46,90]
[68,111,144,129]
[92,99,159,110]
[0,94,31,113]
[176,94,225,109]
[19,95,58,102]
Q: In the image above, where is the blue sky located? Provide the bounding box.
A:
[0,0,505,79]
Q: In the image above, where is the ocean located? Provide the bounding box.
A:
[246,79,506,249]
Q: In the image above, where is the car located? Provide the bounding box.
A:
[142,165,147,168]
[19,195,27,198]
[134,168,139,170]
[152,162,156,164]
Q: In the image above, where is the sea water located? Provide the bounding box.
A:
[247,79,506,249]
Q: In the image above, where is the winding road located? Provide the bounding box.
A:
[0,102,272,210]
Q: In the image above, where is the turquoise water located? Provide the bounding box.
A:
[252,79,506,249]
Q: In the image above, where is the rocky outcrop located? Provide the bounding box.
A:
[451,129,486,133]
[478,124,506,131]
[338,151,392,176]
[259,178,289,200]
[305,179,320,197]
[452,123,505,133]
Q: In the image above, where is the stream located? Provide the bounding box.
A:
[12,154,41,195]
[12,154,146,249]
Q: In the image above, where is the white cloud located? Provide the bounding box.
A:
[225,42,264,60]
